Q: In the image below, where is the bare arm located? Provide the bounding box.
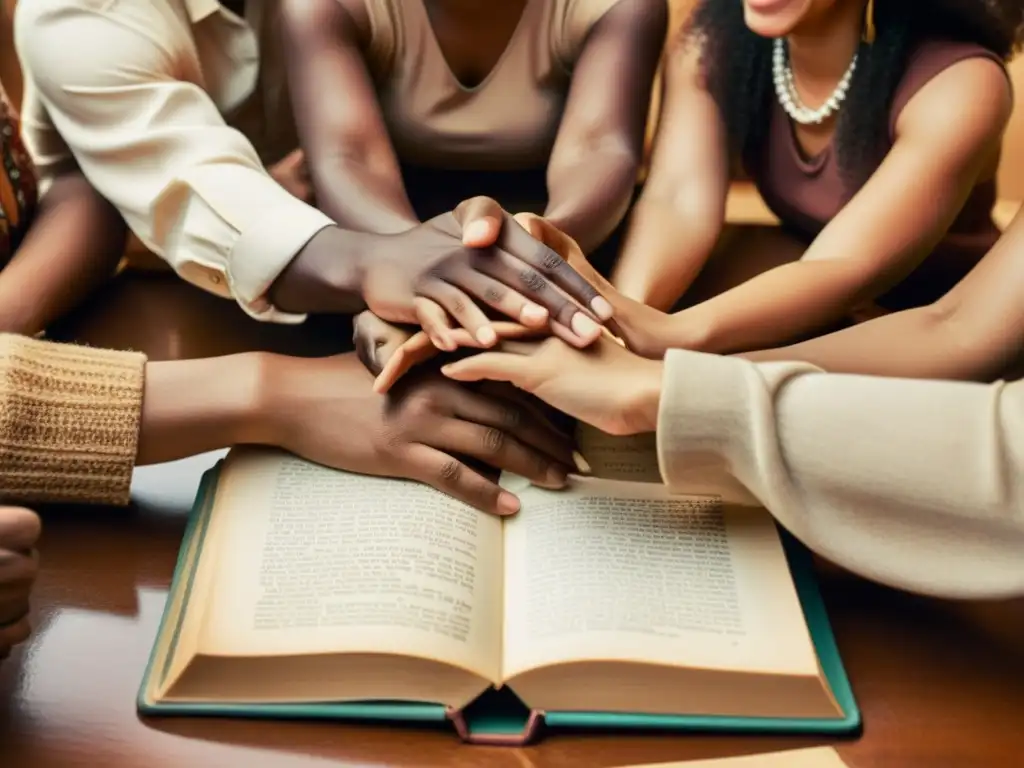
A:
[741,204,1024,381]
[611,36,729,310]
[280,0,418,234]
[0,172,125,335]
[542,0,665,254]
[666,58,1012,354]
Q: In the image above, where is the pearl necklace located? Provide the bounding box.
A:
[772,38,857,125]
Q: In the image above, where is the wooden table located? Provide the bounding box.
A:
[2,274,1023,768]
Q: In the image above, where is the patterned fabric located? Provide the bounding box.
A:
[0,87,37,266]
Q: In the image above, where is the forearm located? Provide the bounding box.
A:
[669,260,870,354]
[137,353,273,465]
[654,350,1024,598]
[0,174,126,334]
[611,198,722,310]
[544,148,640,255]
[312,157,420,234]
[740,303,1013,381]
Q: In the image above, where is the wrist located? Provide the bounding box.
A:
[667,309,715,353]
[137,353,275,464]
[270,226,371,314]
[623,357,665,435]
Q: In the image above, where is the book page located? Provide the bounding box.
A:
[501,477,817,680]
[576,425,663,483]
[198,450,503,683]
[576,424,760,504]
[612,747,849,768]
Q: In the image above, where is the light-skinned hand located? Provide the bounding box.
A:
[439,334,664,437]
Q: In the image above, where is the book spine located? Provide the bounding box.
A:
[445,706,545,745]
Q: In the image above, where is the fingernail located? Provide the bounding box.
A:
[498,491,521,515]
[544,466,568,488]
[520,303,548,326]
[573,451,592,475]
[463,220,491,243]
[591,296,614,320]
[476,326,497,346]
[571,313,601,340]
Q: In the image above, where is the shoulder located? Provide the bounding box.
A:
[554,0,668,66]
[279,0,394,73]
[892,41,1011,141]
[279,0,369,39]
[15,0,180,88]
[895,47,1011,149]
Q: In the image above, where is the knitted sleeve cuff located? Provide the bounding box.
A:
[0,334,146,506]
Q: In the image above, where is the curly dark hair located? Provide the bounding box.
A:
[685,0,1024,185]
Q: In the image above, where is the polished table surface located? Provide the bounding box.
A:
[2,274,1023,768]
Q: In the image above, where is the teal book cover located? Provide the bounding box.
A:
[138,463,861,745]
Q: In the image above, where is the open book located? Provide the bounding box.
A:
[139,430,859,744]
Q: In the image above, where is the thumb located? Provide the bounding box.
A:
[441,352,532,388]
[454,196,504,248]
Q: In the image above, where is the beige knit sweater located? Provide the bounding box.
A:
[657,349,1024,599]
[0,334,145,505]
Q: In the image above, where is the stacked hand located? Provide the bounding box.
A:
[260,354,575,517]
[354,214,679,393]
[0,507,39,661]
[285,197,615,350]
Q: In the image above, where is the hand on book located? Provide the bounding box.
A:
[265,355,574,515]
[0,506,39,661]
[441,334,664,437]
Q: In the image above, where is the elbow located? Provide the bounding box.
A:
[919,301,1014,382]
[551,135,642,182]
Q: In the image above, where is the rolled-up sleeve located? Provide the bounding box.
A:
[657,349,1024,599]
[14,0,333,322]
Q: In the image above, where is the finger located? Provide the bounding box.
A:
[374,336,441,394]
[417,282,497,348]
[447,268,548,329]
[413,297,456,352]
[518,214,618,299]
[352,313,413,375]
[374,323,541,394]
[453,196,504,248]
[452,385,575,468]
[354,323,382,375]
[0,614,31,651]
[428,416,569,492]
[0,547,37,582]
[441,351,533,387]
[497,215,613,321]
[0,594,30,629]
[402,445,521,516]
[511,212,545,241]
[468,252,602,348]
[0,507,40,551]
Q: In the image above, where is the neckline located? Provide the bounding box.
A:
[415,0,533,93]
[781,107,833,176]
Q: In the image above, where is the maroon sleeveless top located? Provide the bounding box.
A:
[746,41,1006,310]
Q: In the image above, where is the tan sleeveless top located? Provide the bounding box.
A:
[363,0,622,170]
[747,41,1006,305]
